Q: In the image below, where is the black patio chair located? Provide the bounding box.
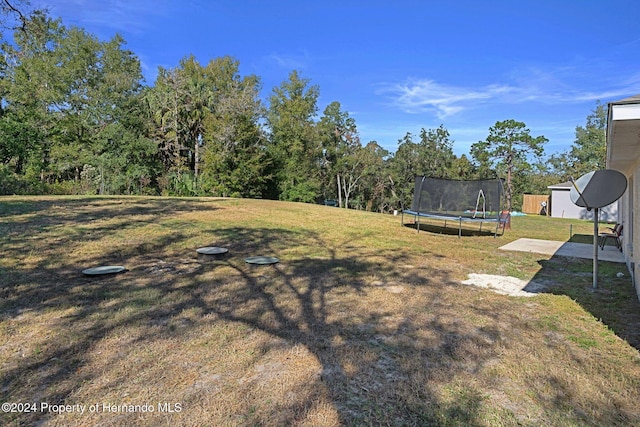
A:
[599,224,623,251]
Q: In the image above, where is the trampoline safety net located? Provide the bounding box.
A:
[410,176,504,219]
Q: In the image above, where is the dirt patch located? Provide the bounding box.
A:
[461,274,549,297]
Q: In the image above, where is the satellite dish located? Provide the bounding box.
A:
[569,169,628,290]
[569,169,627,209]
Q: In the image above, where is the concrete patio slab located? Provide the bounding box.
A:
[499,238,625,263]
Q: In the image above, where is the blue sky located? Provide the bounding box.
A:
[38,0,640,157]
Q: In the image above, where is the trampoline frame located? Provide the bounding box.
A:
[401,176,509,238]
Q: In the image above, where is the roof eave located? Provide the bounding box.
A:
[607,97,640,175]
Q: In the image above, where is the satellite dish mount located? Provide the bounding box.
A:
[569,170,627,289]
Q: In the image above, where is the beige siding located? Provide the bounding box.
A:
[632,171,640,301]
[621,169,640,301]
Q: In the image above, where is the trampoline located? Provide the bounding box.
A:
[401,176,509,238]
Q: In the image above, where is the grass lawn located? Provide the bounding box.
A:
[1,196,639,426]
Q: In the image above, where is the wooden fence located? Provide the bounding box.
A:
[522,194,550,215]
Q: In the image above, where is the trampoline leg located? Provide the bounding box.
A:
[459,217,462,238]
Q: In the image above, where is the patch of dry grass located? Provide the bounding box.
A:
[1,196,639,426]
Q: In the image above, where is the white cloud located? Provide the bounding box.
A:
[378,68,640,119]
[377,79,517,119]
[41,0,174,34]
[266,51,311,71]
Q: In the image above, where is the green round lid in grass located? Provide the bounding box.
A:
[196,247,229,255]
[82,265,126,275]
[245,256,279,265]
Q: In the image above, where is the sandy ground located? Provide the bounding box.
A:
[461,274,550,297]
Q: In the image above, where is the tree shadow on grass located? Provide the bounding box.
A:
[496,254,640,426]
[173,238,502,425]
[1,198,638,426]
[533,256,640,350]
[0,201,496,426]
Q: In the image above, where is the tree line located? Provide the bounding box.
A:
[0,6,606,212]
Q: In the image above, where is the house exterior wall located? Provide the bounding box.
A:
[606,95,640,302]
[631,172,639,301]
[612,179,638,301]
[550,188,618,221]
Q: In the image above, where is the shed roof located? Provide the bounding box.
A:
[547,181,573,190]
[609,94,640,105]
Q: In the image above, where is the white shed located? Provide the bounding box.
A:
[547,181,618,221]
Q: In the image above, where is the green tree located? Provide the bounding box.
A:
[544,151,572,184]
[146,66,189,180]
[529,103,608,201]
[0,109,39,174]
[336,143,364,209]
[471,119,547,211]
[317,101,360,206]
[354,141,390,212]
[523,157,561,196]
[566,102,607,178]
[387,125,455,209]
[53,31,150,194]
[266,70,321,202]
[450,154,476,180]
[1,11,152,194]
[387,132,420,210]
[145,55,268,196]
[201,57,269,198]
[417,125,455,179]
[0,12,65,185]
[173,56,207,184]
